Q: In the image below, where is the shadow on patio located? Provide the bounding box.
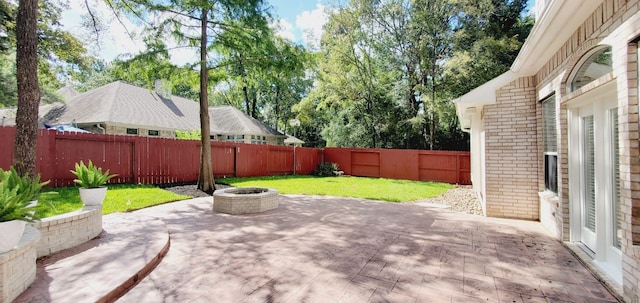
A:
[115,195,619,303]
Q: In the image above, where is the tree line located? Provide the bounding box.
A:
[3,0,531,190]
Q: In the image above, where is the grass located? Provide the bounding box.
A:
[217,175,453,202]
[36,184,190,218]
[33,176,452,218]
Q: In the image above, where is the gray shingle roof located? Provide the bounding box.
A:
[47,81,201,131]
[56,86,79,101]
[209,106,284,136]
[284,135,305,144]
[1,102,65,127]
[43,81,285,137]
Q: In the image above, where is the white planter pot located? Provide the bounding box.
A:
[0,220,27,253]
[79,187,108,206]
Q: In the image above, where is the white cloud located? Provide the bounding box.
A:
[271,18,295,41]
[295,4,328,51]
[61,0,146,62]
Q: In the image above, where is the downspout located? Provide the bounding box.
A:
[96,123,106,134]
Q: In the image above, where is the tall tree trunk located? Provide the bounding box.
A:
[429,44,437,150]
[242,85,250,115]
[274,85,280,131]
[250,90,258,118]
[13,0,39,178]
[198,9,215,193]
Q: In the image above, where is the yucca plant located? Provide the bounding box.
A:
[70,160,118,188]
[0,167,50,222]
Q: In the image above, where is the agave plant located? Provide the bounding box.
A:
[0,167,50,223]
[70,160,118,188]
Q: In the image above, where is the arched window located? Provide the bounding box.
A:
[569,46,612,92]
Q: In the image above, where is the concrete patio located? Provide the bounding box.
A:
[16,195,619,302]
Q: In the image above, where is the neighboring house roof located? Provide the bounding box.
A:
[45,81,202,131]
[454,1,603,126]
[42,81,285,138]
[1,102,65,127]
[209,106,284,137]
[56,86,80,101]
[284,135,304,145]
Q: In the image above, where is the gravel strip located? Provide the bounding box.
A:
[163,184,483,216]
[410,185,483,216]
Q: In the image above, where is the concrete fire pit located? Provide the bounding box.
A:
[213,187,279,215]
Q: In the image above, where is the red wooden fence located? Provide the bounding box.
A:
[324,147,471,184]
[0,126,470,186]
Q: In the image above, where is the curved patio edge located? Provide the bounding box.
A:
[13,212,170,303]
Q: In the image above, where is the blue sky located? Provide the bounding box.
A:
[269,0,328,43]
[61,0,330,65]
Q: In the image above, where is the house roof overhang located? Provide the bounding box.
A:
[454,0,602,130]
[454,71,518,132]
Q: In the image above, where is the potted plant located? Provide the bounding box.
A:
[0,167,49,253]
[70,160,117,206]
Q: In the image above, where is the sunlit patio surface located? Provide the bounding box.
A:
[16,195,619,302]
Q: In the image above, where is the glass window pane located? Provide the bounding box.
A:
[542,95,557,152]
[583,115,596,232]
[611,109,622,248]
[571,47,612,91]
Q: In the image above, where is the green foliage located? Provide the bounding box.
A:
[0,0,96,106]
[176,130,201,140]
[443,0,533,98]
[295,0,531,150]
[0,53,16,107]
[219,175,453,203]
[313,162,340,176]
[0,167,50,222]
[70,160,118,188]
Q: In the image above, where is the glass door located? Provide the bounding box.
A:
[568,82,621,285]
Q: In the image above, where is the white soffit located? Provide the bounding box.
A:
[454,71,518,115]
[512,0,603,74]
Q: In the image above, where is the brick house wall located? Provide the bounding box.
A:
[483,77,540,220]
[515,0,640,301]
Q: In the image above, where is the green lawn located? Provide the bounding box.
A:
[217,175,453,202]
[37,184,190,217]
[34,176,452,218]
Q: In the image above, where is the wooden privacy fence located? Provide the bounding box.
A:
[0,126,470,186]
[324,147,471,184]
[0,127,322,186]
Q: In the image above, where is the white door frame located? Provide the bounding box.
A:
[567,80,622,285]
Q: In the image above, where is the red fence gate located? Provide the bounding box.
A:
[0,126,470,186]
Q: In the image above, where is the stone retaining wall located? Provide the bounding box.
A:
[0,226,39,303]
[31,205,102,258]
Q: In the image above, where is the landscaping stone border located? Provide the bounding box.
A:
[0,226,39,303]
[31,205,103,258]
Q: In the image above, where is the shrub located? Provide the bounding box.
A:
[70,160,118,188]
[0,167,49,222]
[314,162,340,176]
[176,130,201,140]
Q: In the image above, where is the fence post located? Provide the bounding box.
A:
[456,153,461,185]
[234,145,238,177]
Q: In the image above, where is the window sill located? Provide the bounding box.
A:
[539,191,559,207]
